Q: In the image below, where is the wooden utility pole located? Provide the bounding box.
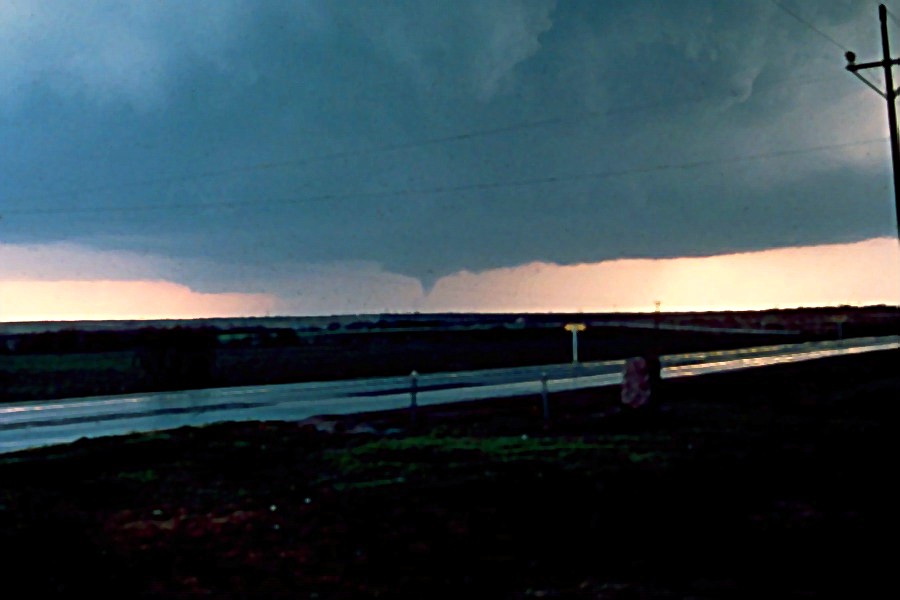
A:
[846,5,900,249]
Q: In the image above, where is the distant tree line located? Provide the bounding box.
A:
[0,326,310,355]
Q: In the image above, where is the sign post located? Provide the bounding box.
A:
[564,323,586,364]
[831,315,848,340]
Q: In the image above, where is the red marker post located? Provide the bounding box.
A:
[621,357,652,409]
[621,354,662,410]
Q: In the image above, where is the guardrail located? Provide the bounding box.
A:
[2,336,898,454]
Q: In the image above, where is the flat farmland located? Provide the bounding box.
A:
[213,325,808,385]
[0,351,137,402]
[1,307,897,403]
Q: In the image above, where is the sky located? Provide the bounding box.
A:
[2,0,900,321]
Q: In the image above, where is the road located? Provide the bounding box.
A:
[1,335,897,454]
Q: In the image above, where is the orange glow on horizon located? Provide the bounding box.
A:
[0,280,276,322]
[1,238,899,322]
[424,238,900,313]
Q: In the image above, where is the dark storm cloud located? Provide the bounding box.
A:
[1,0,897,293]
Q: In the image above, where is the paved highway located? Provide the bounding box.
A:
[1,335,897,454]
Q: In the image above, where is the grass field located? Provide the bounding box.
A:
[0,348,896,596]
[0,351,137,401]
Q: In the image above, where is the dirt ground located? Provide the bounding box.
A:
[1,349,897,598]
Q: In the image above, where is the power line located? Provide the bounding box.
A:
[2,73,846,209]
[769,0,852,52]
[4,136,886,217]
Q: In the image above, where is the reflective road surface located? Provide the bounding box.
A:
[1,335,897,454]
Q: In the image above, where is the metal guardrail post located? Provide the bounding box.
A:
[409,370,418,427]
[540,373,550,422]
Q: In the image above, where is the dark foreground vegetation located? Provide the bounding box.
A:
[2,306,897,403]
[0,349,896,597]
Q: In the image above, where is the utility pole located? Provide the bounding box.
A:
[845,5,900,253]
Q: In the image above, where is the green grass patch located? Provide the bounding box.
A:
[319,432,677,488]
[116,468,159,483]
[0,351,136,374]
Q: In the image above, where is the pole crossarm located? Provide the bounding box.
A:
[846,58,900,72]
